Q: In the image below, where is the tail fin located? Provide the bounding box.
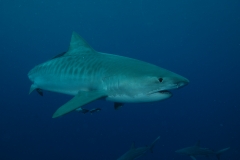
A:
[216,147,230,160]
[149,136,160,153]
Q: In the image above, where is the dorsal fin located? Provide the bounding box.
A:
[64,31,96,56]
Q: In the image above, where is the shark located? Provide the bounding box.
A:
[175,141,230,160]
[28,32,189,118]
[116,136,160,160]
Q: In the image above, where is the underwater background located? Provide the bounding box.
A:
[0,0,239,159]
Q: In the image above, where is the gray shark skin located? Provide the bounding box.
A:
[28,32,189,118]
[117,136,160,160]
[175,141,230,160]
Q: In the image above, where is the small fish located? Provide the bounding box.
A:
[75,107,89,114]
[36,88,43,96]
[89,108,101,114]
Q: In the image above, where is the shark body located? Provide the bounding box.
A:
[117,136,160,160]
[175,141,230,160]
[28,32,189,118]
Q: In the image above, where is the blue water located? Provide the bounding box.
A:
[0,0,239,159]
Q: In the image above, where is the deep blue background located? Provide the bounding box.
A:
[0,0,239,159]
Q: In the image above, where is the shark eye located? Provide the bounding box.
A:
[158,78,163,83]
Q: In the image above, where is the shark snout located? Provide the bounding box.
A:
[177,79,189,88]
[172,75,189,88]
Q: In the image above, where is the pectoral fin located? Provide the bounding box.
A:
[190,156,197,160]
[52,91,106,118]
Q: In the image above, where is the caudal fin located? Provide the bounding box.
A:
[149,136,160,153]
[216,147,230,160]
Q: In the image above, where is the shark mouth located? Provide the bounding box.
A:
[147,89,172,95]
[158,90,171,94]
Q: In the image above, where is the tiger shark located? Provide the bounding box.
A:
[28,32,189,118]
[117,136,160,160]
[175,141,230,160]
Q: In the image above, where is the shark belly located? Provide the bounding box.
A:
[105,92,172,103]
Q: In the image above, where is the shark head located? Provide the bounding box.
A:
[134,70,189,93]
[104,59,189,103]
